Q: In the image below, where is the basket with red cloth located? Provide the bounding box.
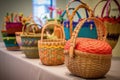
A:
[64,17,112,79]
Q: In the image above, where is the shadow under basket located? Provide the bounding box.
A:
[1,30,20,50]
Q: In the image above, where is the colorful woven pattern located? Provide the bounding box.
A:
[38,21,66,66]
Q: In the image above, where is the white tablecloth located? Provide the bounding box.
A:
[0,42,120,80]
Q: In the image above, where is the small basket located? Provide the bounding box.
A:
[64,17,112,79]
[20,23,45,58]
[6,22,23,35]
[1,30,20,50]
[38,21,66,66]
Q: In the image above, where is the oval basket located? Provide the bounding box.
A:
[64,17,112,79]
[38,21,66,66]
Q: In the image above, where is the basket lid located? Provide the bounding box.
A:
[65,38,112,54]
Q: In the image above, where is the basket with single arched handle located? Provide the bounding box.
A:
[38,21,66,66]
[20,23,46,58]
[64,17,112,79]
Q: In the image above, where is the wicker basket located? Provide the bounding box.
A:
[38,21,66,66]
[64,17,112,79]
[1,30,20,50]
[20,23,46,58]
[94,0,120,48]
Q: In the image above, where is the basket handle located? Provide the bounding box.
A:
[69,17,107,58]
[93,0,111,17]
[66,0,89,19]
[68,4,94,38]
[22,23,42,35]
[101,0,120,17]
[61,8,81,21]
[41,21,65,42]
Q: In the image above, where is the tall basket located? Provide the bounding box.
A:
[38,21,66,66]
[94,0,120,48]
[64,17,112,79]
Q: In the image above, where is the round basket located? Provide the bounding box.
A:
[38,21,66,66]
[20,23,45,58]
[64,17,112,79]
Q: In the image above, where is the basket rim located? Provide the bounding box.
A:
[64,50,112,59]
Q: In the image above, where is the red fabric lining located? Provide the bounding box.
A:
[64,38,112,54]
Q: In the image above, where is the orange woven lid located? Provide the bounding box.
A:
[65,38,112,54]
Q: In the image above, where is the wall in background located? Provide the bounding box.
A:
[0,0,32,41]
[0,0,120,57]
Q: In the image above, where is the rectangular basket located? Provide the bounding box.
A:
[6,22,23,34]
[1,30,20,50]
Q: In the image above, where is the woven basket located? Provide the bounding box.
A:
[64,17,112,79]
[20,23,45,58]
[38,21,66,66]
[1,30,20,50]
[5,22,23,35]
[94,0,120,48]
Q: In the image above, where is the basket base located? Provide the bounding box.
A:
[64,50,112,79]
[24,52,39,59]
[21,47,39,59]
[6,46,20,51]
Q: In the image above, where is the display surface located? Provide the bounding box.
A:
[0,42,120,80]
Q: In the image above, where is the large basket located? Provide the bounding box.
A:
[5,22,23,35]
[38,21,66,66]
[1,30,20,50]
[20,23,45,58]
[64,17,112,79]
[94,0,120,48]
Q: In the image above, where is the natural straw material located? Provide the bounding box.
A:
[64,17,112,79]
[21,23,44,58]
[38,21,66,66]
[94,0,120,48]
